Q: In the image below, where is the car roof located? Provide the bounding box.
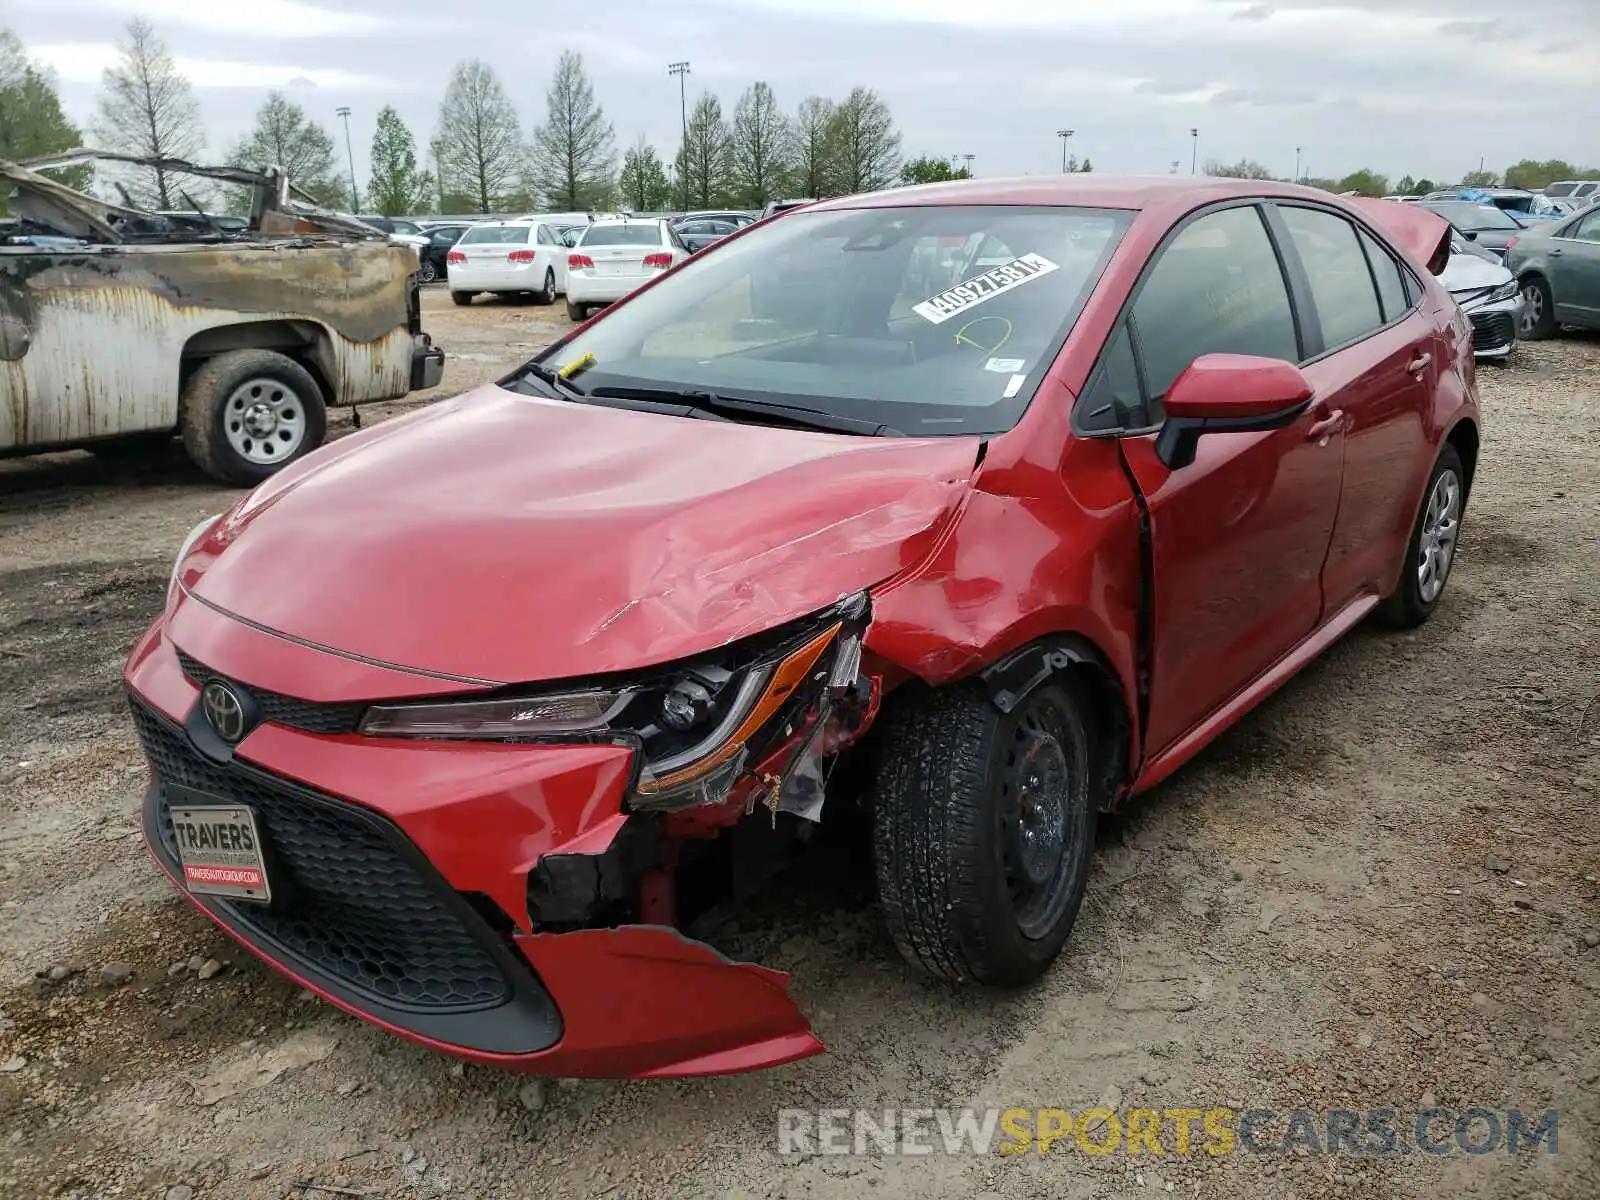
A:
[807,175,1387,214]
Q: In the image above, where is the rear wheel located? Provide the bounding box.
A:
[534,269,556,306]
[1377,443,1465,629]
[1518,276,1556,340]
[566,299,588,322]
[872,680,1097,986]
[450,291,473,307]
[179,349,327,486]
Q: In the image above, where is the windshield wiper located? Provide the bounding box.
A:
[587,386,903,436]
[519,360,591,401]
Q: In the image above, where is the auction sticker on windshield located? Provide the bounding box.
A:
[168,796,272,903]
[913,254,1061,325]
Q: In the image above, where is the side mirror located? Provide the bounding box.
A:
[1154,354,1315,470]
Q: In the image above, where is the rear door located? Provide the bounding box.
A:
[1081,202,1347,757]
[536,224,568,287]
[1267,203,1437,612]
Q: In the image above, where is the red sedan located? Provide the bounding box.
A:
[127,177,1477,1078]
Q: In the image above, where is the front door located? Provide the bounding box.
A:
[1091,203,1347,757]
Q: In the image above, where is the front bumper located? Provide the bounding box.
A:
[411,335,445,391]
[1459,294,1523,359]
[124,610,820,1078]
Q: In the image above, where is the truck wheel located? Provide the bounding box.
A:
[873,679,1097,986]
[180,350,327,486]
[566,299,588,322]
[451,291,473,307]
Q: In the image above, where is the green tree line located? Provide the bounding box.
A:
[1205,156,1600,198]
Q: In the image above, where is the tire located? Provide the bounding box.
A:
[450,291,473,307]
[179,349,327,487]
[417,259,438,284]
[872,679,1098,986]
[1377,443,1466,629]
[534,269,556,306]
[1518,276,1556,340]
[566,299,588,322]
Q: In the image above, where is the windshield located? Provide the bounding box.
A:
[461,225,533,245]
[1423,202,1521,232]
[536,204,1132,436]
[581,224,664,247]
[389,220,423,235]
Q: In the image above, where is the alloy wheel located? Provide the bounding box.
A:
[1417,468,1462,604]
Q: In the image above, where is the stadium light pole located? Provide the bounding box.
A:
[1190,128,1199,175]
[336,107,358,212]
[668,62,690,208]
[1057,129,1075,174]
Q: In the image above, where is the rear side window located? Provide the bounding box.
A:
[581,224,664,247]
[1569,211,1600,242]
[1357,229,1410,323]
[1130,205,1300,399]
[1278,206,1384,349]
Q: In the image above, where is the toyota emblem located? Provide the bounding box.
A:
[202,680,248,743]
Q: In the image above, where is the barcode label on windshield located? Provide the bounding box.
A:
[913,253,1061,325]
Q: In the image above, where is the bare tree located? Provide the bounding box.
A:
[226,92,341,207]
[91,18,204,208]
[433,59,522,213]
[826,87,900,194]
[676,92,732,209]
[730,81,791,208]
[527,51,615,211]
[789,96,837,198]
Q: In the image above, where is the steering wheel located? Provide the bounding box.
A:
[953,314,1013,357]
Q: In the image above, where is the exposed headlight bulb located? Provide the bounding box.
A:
[660,677,715,731]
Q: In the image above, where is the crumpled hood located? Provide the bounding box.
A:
[184,386,978,685]
[1441,251,1513,295]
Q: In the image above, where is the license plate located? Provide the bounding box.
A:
[598,262,639,276]
[168,797,272,903]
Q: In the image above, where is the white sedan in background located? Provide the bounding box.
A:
[564,218,690,321]
[446,220,570,307]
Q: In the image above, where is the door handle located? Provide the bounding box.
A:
[1306,409,1345,441]
[1408,352,1432,375]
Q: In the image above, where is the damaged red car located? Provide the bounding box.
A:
[126,177,1478,1078]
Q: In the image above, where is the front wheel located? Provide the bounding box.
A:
[1518,276,1556,340]
[873,680,1098,986]
[1377,443,1465,629]
[179,350,327,486]
[417,259,438,284]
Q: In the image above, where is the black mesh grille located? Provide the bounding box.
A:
[175,650,366,734]
[1470,311,1516,354]
[130,696,511,1013]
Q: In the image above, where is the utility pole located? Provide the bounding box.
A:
[1056,129,1074,174]
[1190,128,1199,175]
[1295,146,1302,182]
[960,153,975,178]
[668,62,690,208]
[336,106,359,212]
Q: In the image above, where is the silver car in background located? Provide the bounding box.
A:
[1440,236,1523,362]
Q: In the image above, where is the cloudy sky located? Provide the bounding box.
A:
[7,0,1599,190]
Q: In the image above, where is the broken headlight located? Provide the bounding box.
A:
[358,592,869,811]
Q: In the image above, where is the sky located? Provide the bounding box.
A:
[6,0,1599,193]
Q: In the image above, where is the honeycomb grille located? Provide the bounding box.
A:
[175,650,367,735]
[130,695,511,1013]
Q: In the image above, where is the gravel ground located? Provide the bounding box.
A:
[0,296,1596,1199]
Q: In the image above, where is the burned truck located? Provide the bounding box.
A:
[1,152,444,485]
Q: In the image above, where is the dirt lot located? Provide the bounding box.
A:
[1,290,1597,1200]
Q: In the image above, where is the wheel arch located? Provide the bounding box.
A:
[1445,416,1480,502]
[974,635,1133,810]
[179,320,335,408]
